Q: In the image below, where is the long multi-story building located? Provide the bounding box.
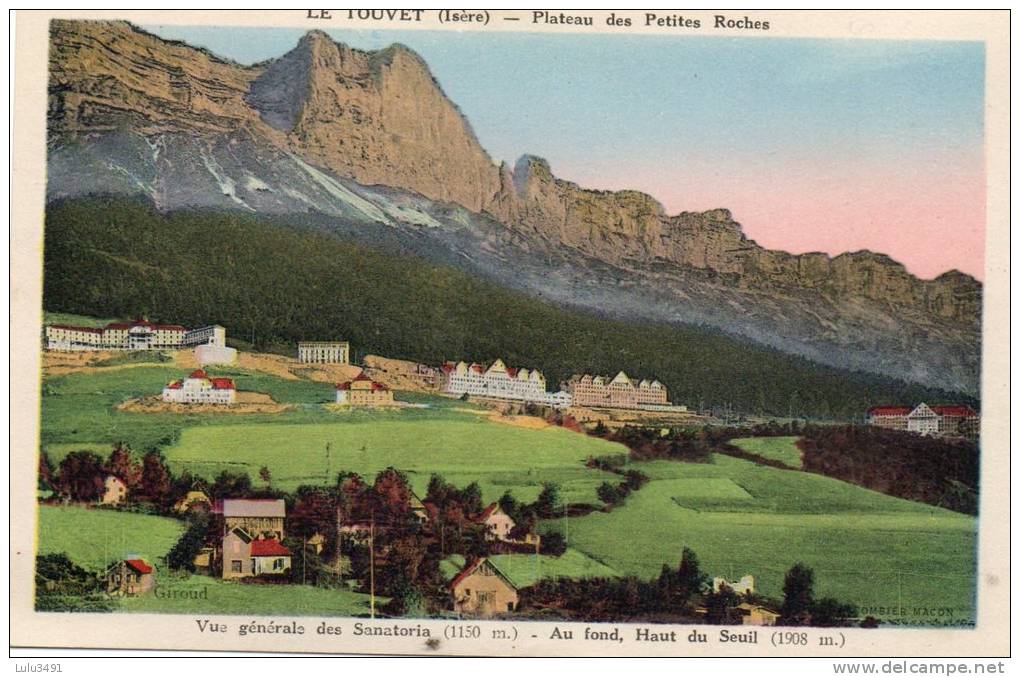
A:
[45,318,226,351]
[298,341,350,364]
[162,369,236,405]
[565,371,668,410]
[866,403,979,438]
[439,359,572,408]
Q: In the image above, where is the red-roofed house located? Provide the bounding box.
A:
[162,370,236,405]
[106,558,156,596]
[475,503,515,542]
[221,527,292,579]
[335,370,395,407]
[867,403,979,438]
[449,557,519,617]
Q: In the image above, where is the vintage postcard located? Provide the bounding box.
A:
[10,9,1010,658]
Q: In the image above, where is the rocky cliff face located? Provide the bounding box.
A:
[45,20,982,394]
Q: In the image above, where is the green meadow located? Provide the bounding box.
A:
[165,421,623,504]
[730,436,803,468]
[558,454,977,625]
[37,505,185,571]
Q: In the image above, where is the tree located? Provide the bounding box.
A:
[781,563,815,624]
[459,482,483,516]
[259,465,272,486]
[167,512,210,572]
[533,482,560,518]
[139,451,172,504]
[103,443,141,490]
[38,451,55,492]
[597,482,622,507]
[674,547,707,606]
[540,530,567,556]
[811,597,857,627]
[55,451,105,502]
[34,553,113,612]
[211,470,252,499]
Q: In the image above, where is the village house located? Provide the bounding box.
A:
[298,341,350,364]
[106,558,155,596]
[335,371,395,407]
[439,358,572,408]
[866,403,979,438]
[215,498,286,541]
[100,475,128,505]
[565,371,669,410]
[734,603,781,626]
[162,369,236,405]
[713,574,755,596]
[473,503,541,549]
[221,527,293,580]
[449,557,519,617]
[173,490,212,514]
[45,318,226,352]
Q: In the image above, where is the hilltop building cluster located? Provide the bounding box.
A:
[866,403,979,438]
[45,318,226,351]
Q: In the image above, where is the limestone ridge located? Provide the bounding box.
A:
[44,19,983,394]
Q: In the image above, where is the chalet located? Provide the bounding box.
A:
[221,527,292,579]
[106,558,155,596]
[216,499,286,540]
[565,371,668,410]
[449,557,519,617]
[475,503,515,542]
[335,371,395,407]
[162,369,236,405]
[474,503,541,549]
[101,475,127,505]
[45,318,226,352]
[734,603,781,626]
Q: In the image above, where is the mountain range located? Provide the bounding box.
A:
[45,20,982,396]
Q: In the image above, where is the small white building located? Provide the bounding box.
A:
[162,369,236,405]
[475,503,515,542]
[298,341,350,364]
[713,574,755,596]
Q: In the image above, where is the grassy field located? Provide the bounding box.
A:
[730,436,803,468]
[120,574,378,616]
[558,454,977,625]
[37,505,185,571]
[442,549,618,589]
[165,420,623,504]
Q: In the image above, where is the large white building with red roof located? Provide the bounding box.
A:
[45,318,226,351]
[335,370,395,407]
[162,369,236,405]
[439,358,572,408]
[866,403,979,438]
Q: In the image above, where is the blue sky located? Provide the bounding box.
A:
[142,25,987,278]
